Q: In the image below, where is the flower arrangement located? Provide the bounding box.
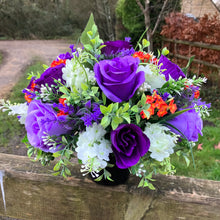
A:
[0,14,210,189]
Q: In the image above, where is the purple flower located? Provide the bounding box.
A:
[35,63,65,89]
[25,100,71,153]
[77,101,102,127]
[94,56,145,102]
[158,55,185,81]
[167,108,203,142]
[111,124,150,169]
[101,40,133,57]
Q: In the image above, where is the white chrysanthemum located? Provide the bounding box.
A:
[76,123,112,172]
[0,101,28,124]
[62,59,95,92]
[143,123,178,162]
[138,64,166,91]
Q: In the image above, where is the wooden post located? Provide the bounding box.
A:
[0,153,220,219]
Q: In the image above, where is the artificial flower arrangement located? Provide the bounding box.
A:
[0,14,210,189]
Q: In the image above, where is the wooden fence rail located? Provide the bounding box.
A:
[162,38,220,71]
[0,153,220,219]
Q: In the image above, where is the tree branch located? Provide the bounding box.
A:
[135,0,145,13]
[151,0,169,36]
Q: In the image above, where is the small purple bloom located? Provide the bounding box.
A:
[56,52,72,61]
[158,55,185,81]
[167,107,203,142]
[78,101,102,127]
[35,63,65,89]
[94,56,145,102]
[111,124,150,169]
[101,40,133,57]
[25,100,71,153]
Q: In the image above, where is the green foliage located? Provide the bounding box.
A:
[0,62,44,148]
[115,0,181,49]
[171,108,220,181]
[0,0,80,39]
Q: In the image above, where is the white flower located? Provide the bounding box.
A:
[143,122,178,162]
[138,63,166,91]
[76,123,112,172]
[62,58,95,92]
[0,100,28,124]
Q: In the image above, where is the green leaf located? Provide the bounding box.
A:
[94,174,104,182]
[83,44,93,51]
[102,92,106,105]
[142,39,150,48]
[131,105,138,113]
[107,103,113,112]
[62,136,68,144]
[143,110,150,119]
[111,116,120,130]
[53,163,61,171]
[81,83,88,91]
[148,183,155,190]
[181,56,195,75]
[42,64,49,69]
[101,115,111,128]
[123,103,130,112]
[112,103,119,112]
[53,152,61,158]
[87,31,93,37]
[80,13,99,46]
[53,172,61,176]
[92,24,98,35]
[122,113,130,123]
[136,114,141,124]
[59,86,69,94]
[100,105,108,114]
[183,155,190,167]
[138,178,145,187]
[141,93,147,106]
[162,47,169,56]
[65,167,71,176]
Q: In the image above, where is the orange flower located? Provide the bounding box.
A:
[140,92,177,119]
[133,51,151,63]
[194,90,200,99]
[57,98,68,116]
[25,94,32,103]
[51,59,66,67]
[168,99,177,114]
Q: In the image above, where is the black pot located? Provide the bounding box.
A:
[90,156,130,186]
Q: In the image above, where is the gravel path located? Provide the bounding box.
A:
[0,40,71,99]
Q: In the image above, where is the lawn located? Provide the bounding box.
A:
[0,62,44,149]
[171,108,220,181]
[0,62,220,181]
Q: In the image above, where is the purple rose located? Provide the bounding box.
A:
[111,124,150,169]
[158,55,185,81]
[101,40,133,56]
[25,100,71,152]
[167,108,203,142]
[94,56,145,102]
[35,63,65,89]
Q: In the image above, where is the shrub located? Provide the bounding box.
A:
[115,0,181,50]
[160,12,220,77]
[0,0,79,39]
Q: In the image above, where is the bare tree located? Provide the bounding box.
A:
[94,0,115,41]
[135,0,169,52]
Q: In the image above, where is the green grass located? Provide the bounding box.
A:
[171,108,220,181]
[0,62,44,148]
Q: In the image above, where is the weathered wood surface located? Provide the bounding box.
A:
[0,153,220,220]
